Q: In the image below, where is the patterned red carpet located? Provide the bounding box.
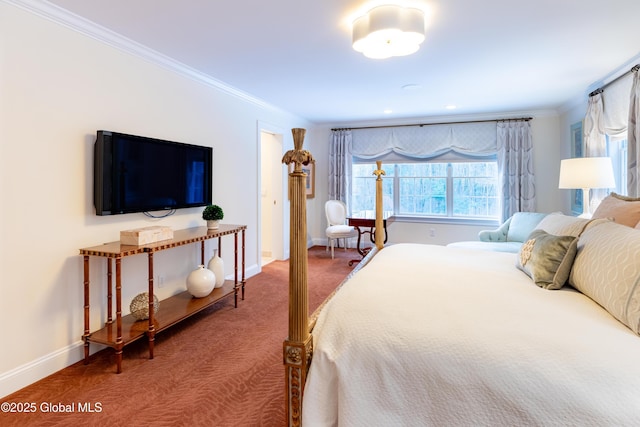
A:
[1,246,357,427]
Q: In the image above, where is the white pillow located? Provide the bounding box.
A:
[535,213,609,237]
[534,213,590,237]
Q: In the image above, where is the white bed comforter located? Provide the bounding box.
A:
[303,244,640,426]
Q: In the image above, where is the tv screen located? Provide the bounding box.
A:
[94,130,212,216]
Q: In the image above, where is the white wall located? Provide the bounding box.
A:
[0,3,311,397]
[532,115,564,213]
[559,101,590,213]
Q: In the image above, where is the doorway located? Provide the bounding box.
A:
[259,126,284,266]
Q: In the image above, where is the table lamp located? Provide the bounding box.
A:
[558,157,616,217]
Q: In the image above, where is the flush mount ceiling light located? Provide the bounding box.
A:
[352,5,426,59]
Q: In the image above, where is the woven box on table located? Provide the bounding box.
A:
[120,226,173,246]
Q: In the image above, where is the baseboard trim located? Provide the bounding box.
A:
[313,237,357,248]
[0,341,87,399]
[1,263,262,399]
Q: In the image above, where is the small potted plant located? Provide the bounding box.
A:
[202,204,224,230]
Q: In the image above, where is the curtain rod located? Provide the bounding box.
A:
[589,64,640,97]
[331,117,532,131]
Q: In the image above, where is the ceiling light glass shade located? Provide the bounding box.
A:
[352,5,425,59]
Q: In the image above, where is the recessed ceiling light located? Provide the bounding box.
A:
[384,109,393,114]
[445,105,457,110]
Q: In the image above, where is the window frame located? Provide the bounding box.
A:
[606,135,628,196]
[351,159,500,226]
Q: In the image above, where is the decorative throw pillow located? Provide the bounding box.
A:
[534,213,591,237]
[516,230,578,290]
[592,192,640,228]
[569,221,640,335]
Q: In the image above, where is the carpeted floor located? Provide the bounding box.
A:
[1,246,358,427]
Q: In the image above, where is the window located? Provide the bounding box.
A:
[608,137,627,195]
[352,163,394,218]
[351,160,499,220]
[398,163,446,215]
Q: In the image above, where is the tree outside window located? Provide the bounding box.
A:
[351,161,499,220]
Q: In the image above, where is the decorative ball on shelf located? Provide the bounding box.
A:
[202,204,224,230]
[130,292,160,321]
[186,265,216,298]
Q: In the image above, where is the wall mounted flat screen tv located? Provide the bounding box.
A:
[94,130,212,216]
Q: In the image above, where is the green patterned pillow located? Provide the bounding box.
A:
[516,230,578,290]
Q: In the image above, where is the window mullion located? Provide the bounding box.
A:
[446,163,453,217]
[393,164,399,215]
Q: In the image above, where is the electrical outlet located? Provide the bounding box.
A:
[157,275,165,288]
[429,228,436,237]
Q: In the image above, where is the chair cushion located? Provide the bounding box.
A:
[326,225,356,238]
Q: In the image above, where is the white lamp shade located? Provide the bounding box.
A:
[558,157,616,189]
[352,5,425,59]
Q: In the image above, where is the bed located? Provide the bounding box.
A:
[282,129,640,426]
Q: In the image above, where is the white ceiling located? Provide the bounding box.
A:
[44,0,640,124]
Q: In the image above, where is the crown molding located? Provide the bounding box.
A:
[4,0,283,113]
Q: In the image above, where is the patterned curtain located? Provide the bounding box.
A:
[583,92,609,206]
[628,66,640,197]
[496,120,535,221]
[328,130,353,208]
[584,93,606,156]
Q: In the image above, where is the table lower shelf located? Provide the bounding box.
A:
[87,280,237,348]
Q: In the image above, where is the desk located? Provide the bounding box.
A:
[347,216,395,266]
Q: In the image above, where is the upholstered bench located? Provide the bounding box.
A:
[447,212,548,253]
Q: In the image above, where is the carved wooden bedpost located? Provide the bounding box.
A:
[374,161,385,249]
[283,128,313,427]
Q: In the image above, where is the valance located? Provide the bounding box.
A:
[351,122,497,160]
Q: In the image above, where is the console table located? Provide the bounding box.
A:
[79,224,247,373]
